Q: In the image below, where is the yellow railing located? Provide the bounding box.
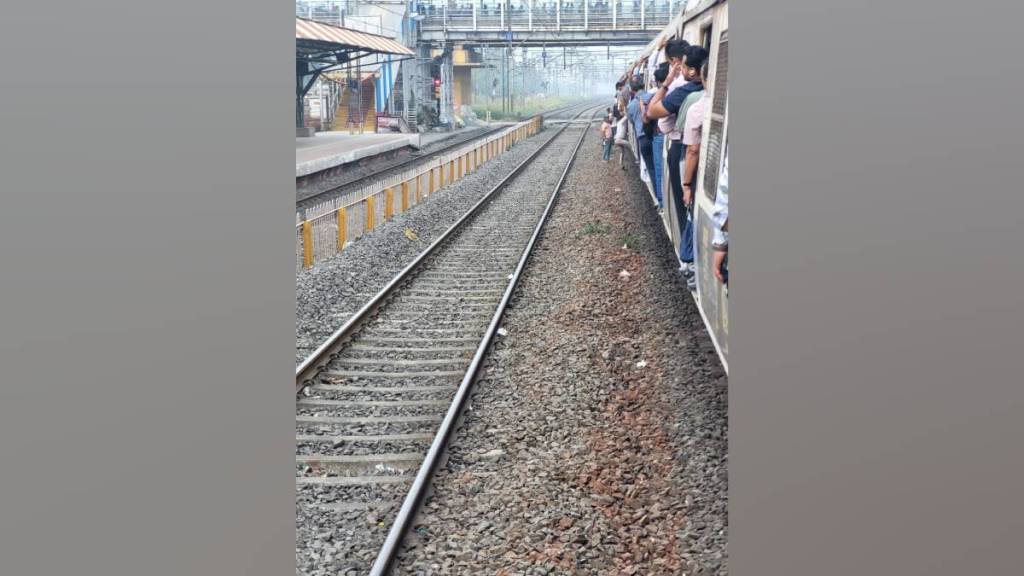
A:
[296,115,544,270]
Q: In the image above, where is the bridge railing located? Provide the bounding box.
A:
[417,0,677,32]
[296,1,346,27]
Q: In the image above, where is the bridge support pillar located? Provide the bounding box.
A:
[439,48,455,130]
[453,66,473,111]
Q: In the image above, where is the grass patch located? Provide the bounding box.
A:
[579,220,612,237]
[619,234,642,251]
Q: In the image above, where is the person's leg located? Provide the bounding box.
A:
[681,176,695,264]
[602,138,612,160]
[639,135,655,188]
[652,134,664,208]
[637,135,646,164]
[679,170,697,290]
[667,140,687,258]
[680,209,694,263]
[684,205,697,288]
[689,189,699,287]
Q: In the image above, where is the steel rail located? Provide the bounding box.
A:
[294,105,598,392]
[367,107,599,575]
[296,100,597,213]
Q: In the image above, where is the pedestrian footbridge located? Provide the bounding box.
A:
[416,0,677,45]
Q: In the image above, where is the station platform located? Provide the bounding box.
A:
[295,131,421,178]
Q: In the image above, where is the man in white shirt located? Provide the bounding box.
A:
[712,144,729,287]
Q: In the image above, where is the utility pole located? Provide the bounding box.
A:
[521,54,526,110]
[502,48,508,114]
[505,0,512,114]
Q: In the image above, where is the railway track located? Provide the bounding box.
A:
[296,100,598,216]
[295,105,601,575]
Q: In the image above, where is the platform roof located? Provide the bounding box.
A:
[296,17,413,64]
[295,18,413,128]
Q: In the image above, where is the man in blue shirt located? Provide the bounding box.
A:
[626,76,658,193]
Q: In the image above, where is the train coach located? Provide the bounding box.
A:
[624,0,729,371]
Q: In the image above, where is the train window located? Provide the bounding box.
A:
[704,30,728,201]
[702,22,713,51]
[711,30,728,117]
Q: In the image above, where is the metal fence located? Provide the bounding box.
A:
[296,116,544,271]
[417,0,677,31]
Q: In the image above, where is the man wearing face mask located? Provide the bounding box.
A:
[650,40,689,217]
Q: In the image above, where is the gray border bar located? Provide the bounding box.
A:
[737,1,1024,574]
[0,2,294,575]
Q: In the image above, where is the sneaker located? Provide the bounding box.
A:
[681,263,695,279]
[687,275,697,291]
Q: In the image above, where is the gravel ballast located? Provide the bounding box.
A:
[296,119,597,576]
[391,125,728,575]
[296,127,560,364]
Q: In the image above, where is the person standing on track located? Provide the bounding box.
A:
[612,106,630,169]
[600,107,612,145]
[600,113,614,161]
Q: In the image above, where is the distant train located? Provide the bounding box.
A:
[623,0,729,371]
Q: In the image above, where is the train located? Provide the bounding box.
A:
[621,0,729,371]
